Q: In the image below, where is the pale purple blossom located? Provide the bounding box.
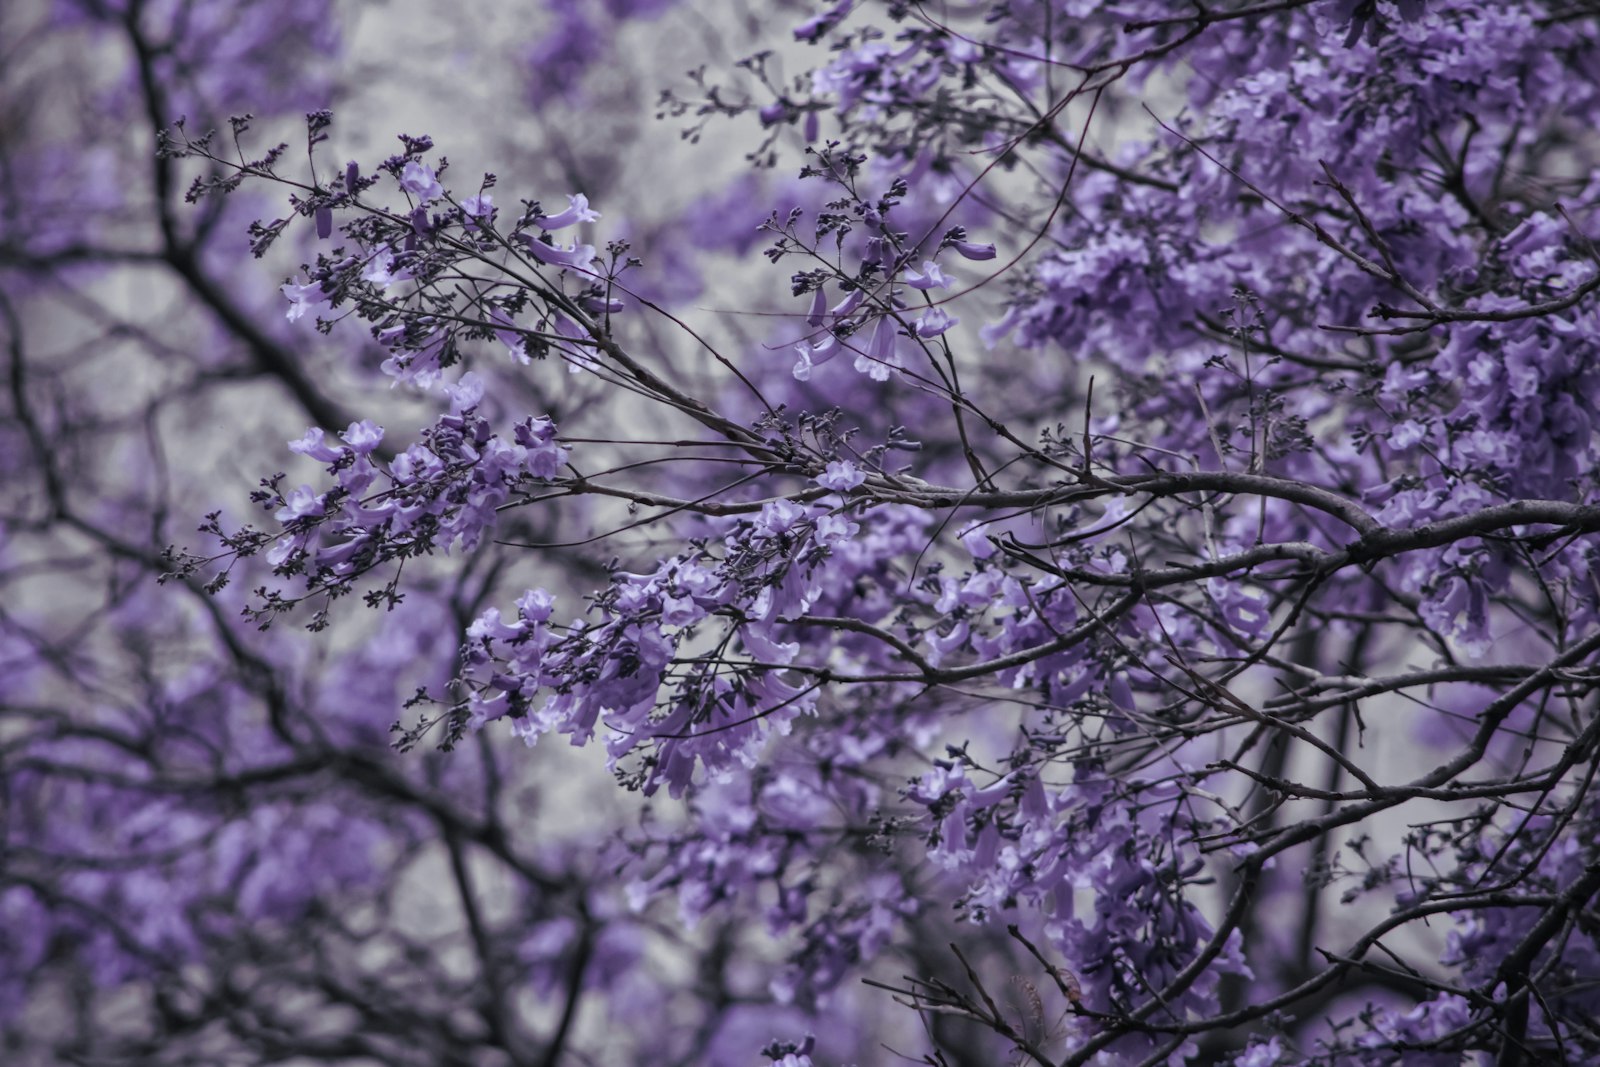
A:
[522,235,596,269]
[398,160,442,202]
[536,193,600,230]
[806,285,828,326]
[816,460,865,491]
[275,485,326,522]
[280,278,330,322]
[289,427,344,463]
[360,248,405,288]
[902,260,949,289]
[914,306,956,337]
[341,420,384,454]
[829,287,866,318]
[854,314,898,380]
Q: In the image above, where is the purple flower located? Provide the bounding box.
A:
[467,607,524,642]
[1390,419,1427,448]
[579,293,624,314]
[806,285,828,327]
[536,193,600,230]
[275,485,326,522]
[289,427,344,463]
[793,0,853,43]
[854,314,898,380]
[902,259,949,290]
[518,588,556,622]
[816,460,865,491]
[340,420,384,454]
[830,287,866,318]
[360,249,405,288]
[792,343,818,381]
[516,417,569,478]
[444,372,485,413]
[914,306,957,337]
[522,235,596,269]
[791,334,839,381]
[959,524,995,559]
[1234,1037,1283,1067]
[488,307,531,364]
[398,160,442,202]
[280,278,330,322]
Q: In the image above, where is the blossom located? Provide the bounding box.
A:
[1390,419,1427,448]
[829,287,866,319]
[360,248,405,288]
[791,334,839,380]
[959,523,995,559]
[902,259,949,289]
[522,234,596,269]
[806,285,828,326]
[274,485,326,522]
[280,277,329,322]
[758,99,794,127]
[340,420,384,454]
[792,343,817,381]
[518,588,556,622]
[444,371,485,413]
[853,314,898,380]
[914,306,957,337]
[536,193,599,230]
[398,160,442,202]
[816,460,865,491]
[793,0,851,43]
[289,427,344,463]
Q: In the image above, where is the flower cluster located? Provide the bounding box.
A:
[194,375,569,627]
[458,490,905,791]
[758,148,993,384]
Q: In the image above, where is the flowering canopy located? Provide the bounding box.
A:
[6,0,1600,1065]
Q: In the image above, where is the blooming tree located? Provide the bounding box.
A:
[3,2,826,1064]
[7,0,1600,1065]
